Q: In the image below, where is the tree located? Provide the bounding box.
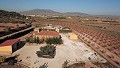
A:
[0,10,27,23]
[34,37,41,44]
[45,37,62,44]
[45,38,53,44]
[4,26,11,32]
[26,37,30,43]
[36,45,56,58]
[26,37,42,44]
[36,37,41,44]
[26,37,34,43]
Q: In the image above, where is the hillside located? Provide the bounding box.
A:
[20,9,89,16]
[0,10,27,23]
[63,12,89,16]
[20,9,60,15]
[0,10,21,18]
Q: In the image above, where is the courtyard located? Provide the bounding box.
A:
[12,33,106,68]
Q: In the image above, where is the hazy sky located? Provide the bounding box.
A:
[0,0,120,15]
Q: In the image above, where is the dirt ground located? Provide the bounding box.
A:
[12,33,106,68]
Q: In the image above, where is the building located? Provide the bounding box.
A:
[33,30,60,40]
[69,33,78,40]
[42,24,56,31]
[0,39,20,55]
[34,28,40,32]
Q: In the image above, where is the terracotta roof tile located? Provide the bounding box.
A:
[0,39,20,46]
[33,30,60,36]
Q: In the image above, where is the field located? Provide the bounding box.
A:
[32,16,120,67]
[33,16,120,39]
[0,15,120,68]
[0,23,26,32]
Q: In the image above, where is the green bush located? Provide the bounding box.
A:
[36,45,56,58]
[4,27,11,32]
[45,37,62,44]
[39,62,48,68]
[62,60,69,68]
[34,37,41,44]
[0,56,6,64]
[26,37,30,42]
[26,37,42,44]
[59,30,72,33]
[25,37,34,43]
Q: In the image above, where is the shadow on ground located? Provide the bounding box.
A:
[13,41,26,53]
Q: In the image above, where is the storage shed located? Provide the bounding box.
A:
[0,39,20,55]
[69,33,78,40]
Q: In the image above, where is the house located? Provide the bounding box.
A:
[33,30,60,40]
[0,39,20,55]
[34,28,40,32]
[42,24,56,31]
[69,33,78,40]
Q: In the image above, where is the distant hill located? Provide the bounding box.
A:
[20,9,89,16]
[0,10,22,18]
[94,15,120,18]
[20,9,60,15]
[63,12,89,16]
[0,10,27,23]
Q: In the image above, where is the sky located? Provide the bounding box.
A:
[0,0,120,15]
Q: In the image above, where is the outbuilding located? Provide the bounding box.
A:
[0,39,20,55]
[33,30,60,40]
[69,33,78,40]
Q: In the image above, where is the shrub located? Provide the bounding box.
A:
[39,62,48,68]
[26,37,30,42]
[26,37,42,44]
[34,37,41,44]
[4,27,11,32]
[62,60,69,68]
[59,30,72,33]
[25,37,34,43]
[0,56,6,64]
[36,45,56,58]
[45,37,62,44]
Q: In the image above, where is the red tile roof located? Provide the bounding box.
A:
[0,39,20,47]
[33,30,60,36]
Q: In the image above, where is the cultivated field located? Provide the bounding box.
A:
[0,23,26,32]
[32,16,120,67]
